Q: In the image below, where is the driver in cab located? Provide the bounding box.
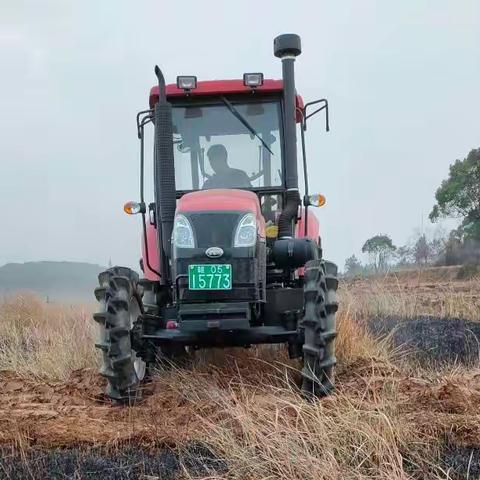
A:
[202,144,252,189]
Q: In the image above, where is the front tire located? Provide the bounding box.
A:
[301,259,339,397]
[93,267,146,403]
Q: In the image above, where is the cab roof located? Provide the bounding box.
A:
[149,79,304,121]
[149,79,283,108]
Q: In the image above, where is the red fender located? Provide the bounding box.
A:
[296,208,321,277]
[296,207,320,241]
[142,223,161,281]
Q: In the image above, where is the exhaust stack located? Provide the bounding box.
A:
[154,66,176,281]
[274,34,302,238]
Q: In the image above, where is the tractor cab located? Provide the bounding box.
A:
[149,78,305,226]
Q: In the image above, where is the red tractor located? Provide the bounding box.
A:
[94,34,338,402]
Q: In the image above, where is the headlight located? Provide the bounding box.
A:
[234,213,257,247]
[173,214,195,248]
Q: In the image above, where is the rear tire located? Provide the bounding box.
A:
[93,267,147,403]
[301,259,339,398]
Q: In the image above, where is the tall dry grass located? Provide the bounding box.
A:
[151,309,432,479]
[168,375,427,480]
[144,298,435,480]
[1,276,477,478]
[153,280,476,480]
[342,276,480,321]
[335,291,393,364]
[1,274,475,382]
[0,285,390,382]
[0,293,98,379]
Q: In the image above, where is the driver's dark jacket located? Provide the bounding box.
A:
[202,168,252,189]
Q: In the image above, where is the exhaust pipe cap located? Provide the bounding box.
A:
[274,33,302,58]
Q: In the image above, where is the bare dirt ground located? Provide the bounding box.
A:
[2,353,480,478]
[0,270,479,479]
[0,353,479,450]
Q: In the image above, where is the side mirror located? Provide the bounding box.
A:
[302,99,329,132]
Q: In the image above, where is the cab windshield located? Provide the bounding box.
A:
[171,100,283,191]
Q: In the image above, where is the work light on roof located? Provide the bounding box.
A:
[176,76,197,91]
[243,73,264,88]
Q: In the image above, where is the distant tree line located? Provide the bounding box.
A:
[344,148,480,277]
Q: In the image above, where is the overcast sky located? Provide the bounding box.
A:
[1,0,479,270]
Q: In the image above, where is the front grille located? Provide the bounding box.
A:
[189,212,241,248]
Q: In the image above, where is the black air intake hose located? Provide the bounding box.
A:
[154,101,176,258]
[278,189,301,238]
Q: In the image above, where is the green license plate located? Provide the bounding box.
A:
[188,264,232,290]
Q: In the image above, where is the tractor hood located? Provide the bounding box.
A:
[177,189,265,238]
[178,189,259,215]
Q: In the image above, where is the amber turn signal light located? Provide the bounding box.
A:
[123,201,145,215]
[307,194,326,207]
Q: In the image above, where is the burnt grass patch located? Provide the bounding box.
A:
[438,444,480,480]
[368,316,480,366]
[402,445,480,480]
[0,443,227,480]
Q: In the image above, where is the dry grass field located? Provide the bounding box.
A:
[0,268,479,479]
